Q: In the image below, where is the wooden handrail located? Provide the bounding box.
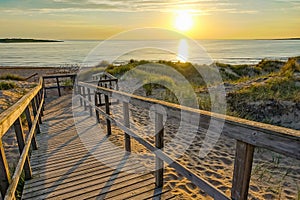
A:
[78,95,229,199]
[77,80,300,200]
[78,81,300,159]
[4,94,44,200]
[0,78,42,138]
[0,77,44,199]
[43,74,76,97]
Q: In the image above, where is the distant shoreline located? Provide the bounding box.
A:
[0,38,63,43]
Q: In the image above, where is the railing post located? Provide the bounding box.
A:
[34,96,42,124]
[24,107,38,150]
[13,117,32,180]
[155,112,164,188]
[0,140,11,198]
[83,87,87,110]
[38,89,44,116]
[123,102,131,153]
[78,86,83,106]
[87,88,93,116]
[43,77,47,98]
[56,77,61,96]
[231,141,254,200]
[31,98,41,134]
[104,94,112,135]
[94,91,100,123]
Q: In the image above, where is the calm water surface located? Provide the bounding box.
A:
[0,40,299,67]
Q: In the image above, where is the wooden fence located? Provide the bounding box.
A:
[0,78,44,200]
[43,74,76,97]
[76,80,300,200]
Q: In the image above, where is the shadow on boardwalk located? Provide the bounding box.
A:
[22,93,177,200]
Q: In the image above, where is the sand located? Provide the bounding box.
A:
[1,67,299,199]
[99,97,300,200]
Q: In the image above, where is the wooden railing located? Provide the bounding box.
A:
[0,78,44,200]
[43,74,76,97]
[76,80,300,200]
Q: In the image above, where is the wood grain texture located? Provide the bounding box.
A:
[79,82,300,159]
[0,78,42,137]
[231,141,254,200]
[22,94,174,200]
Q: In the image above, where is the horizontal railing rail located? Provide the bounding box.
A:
[76,80,300,200]
[43,74,76,97]
[0,77,44,200]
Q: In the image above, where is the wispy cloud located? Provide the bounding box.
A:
[0,0,254,15]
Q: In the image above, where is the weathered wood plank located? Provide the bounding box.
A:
[123,102,131,152]
[104,94,112,135]
[0,78,42,137]
[0,140,11,198]
[5,95,43,200]
[23,164,145,199]
[25,107,38,150]
[13,117,32,180]
[79,82,300,159]
[231,141,254,200]
[155,112,164,188]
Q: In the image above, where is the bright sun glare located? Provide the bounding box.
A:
[174,11,193,31]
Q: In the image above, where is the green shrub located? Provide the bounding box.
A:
[0,81,17,90]
[0,74,24,81]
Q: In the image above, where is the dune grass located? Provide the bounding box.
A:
[0,81,17,90]
[0,74,25,81]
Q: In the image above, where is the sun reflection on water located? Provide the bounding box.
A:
[177,39,189,62]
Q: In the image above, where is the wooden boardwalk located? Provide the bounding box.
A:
[22,94,176,200]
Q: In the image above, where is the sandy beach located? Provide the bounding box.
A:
[99,92,300,200]
[1,67,299,199]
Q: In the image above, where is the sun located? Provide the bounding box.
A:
[174,11,194,31]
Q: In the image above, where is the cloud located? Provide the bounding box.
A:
[2,0,298,15]
[0,0,246,15]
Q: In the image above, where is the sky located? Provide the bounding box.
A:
[0,0,300,40]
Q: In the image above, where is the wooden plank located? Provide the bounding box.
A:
[55,77,61,96]
[13,117,32,180]
[104,94,112,135]
[87,88,93,116]
[82,86,87,110]
[30,146,122,171]
[231,141,254,200]
[34,96,42,124]
[31,98,41,134]
[25,106,38,150]
[155,112,164,188]
[99,178,154,200]
[78,82,300,160]
[123,102,131,152]
[0,78,42,137]
[25,155,139,188]
[78,86,83,106]
[43,74,77,79]
[92,106,230,199]
[94,92,100,123]
[4,96,43,200]
[24,167,151,200]
[0,140,11,198]
[23,164,145,199]
[30,147,127,175]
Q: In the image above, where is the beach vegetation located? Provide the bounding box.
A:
[0,74,25,81]
[0,81,17,90]
[62,79,73,89]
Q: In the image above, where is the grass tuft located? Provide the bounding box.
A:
[0,81,17,90]
[0,74,25,81]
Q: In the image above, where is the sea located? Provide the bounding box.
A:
[0,39,299,67]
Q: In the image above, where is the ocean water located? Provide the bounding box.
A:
[0,39,299,67]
